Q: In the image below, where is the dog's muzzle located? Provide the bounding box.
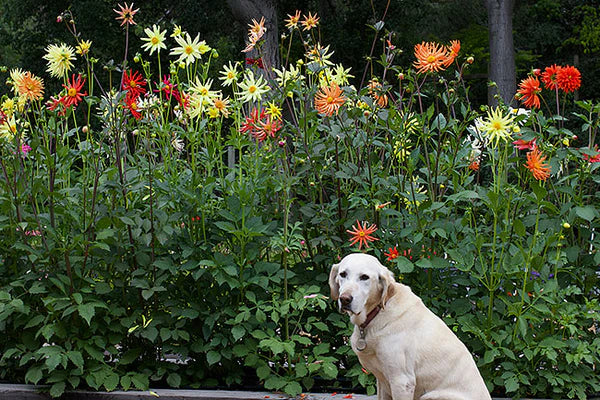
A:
[339,293,353,312]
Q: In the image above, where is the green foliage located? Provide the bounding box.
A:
[0,3,599,400]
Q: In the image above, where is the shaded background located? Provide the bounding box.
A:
[0,0,599,105]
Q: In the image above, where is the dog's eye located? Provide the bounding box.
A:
[339,271,347,278]
[359,274,369,281]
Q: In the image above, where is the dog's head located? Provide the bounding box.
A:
[329,253,395,325]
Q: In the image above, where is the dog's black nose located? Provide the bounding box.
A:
[339,293,353,308]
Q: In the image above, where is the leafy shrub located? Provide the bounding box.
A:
[0,5,599,399]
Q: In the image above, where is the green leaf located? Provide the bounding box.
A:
[50,381,66,398]
[67,351,84,369]
[394,256,414,273]
[284,381,303,396]
[575,206,596,222]
[206,350,221,365]
[77,303,95,325]
[25,366,43,384]
[104,373,120,392]
[119,348,141,365]
[321,362,338,379]
[415,258,433,269]
[24,315,45,329]
[231,325,246,341]
[121,375,131,391]
[131,373,149,390]
[257,365,271,380]
[167,373,181,388]
[504,376,519,393]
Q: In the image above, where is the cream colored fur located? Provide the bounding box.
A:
[329,253,491,400]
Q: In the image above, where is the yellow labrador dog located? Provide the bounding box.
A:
[329,253,491,400]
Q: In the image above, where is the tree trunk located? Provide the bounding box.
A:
[226,0,280,70]
[484,0,516,106]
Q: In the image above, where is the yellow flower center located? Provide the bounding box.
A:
[358,231,365,237]
[200,88,208,96]
[151,37,159,45]
[227,72,235,79]
[492,121,502,131]
[214,100,225,110]
[248,85,257,94]
[68,87,77,97]
[326,96,334,104]
[129,81,137,88]
[185,45,194,55]
[426,55,436,63]
[130,103,137,110]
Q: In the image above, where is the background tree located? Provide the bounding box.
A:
[226,0,280,70]
[483,0,516,105]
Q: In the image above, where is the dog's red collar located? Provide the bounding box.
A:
[360,305,382,330]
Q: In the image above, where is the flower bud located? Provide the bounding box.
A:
[133,56,140,63]
[467,56,474,64]
[398,72,404,80]
[533,68,541,76]
[82,125,89,134]
[179,61,186,69]
[562,138,570,146]
[563,222,570,229]
[56,15,63,23]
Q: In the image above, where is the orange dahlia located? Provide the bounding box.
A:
[413,41,448,74]
[541,64,560,90]
[314,82,346,116]
[517,76,541,109]
[556,65,581,93]
[346,220,379,250]
[443,40,461,67]
[368,79,388,108]
[16,72,44,102]
[525,146,551,181]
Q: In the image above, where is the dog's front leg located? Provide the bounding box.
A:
[376,379,392,400]
[389,376,416,400]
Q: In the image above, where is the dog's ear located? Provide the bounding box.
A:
[379,267,396,308]
[329,263,340,300]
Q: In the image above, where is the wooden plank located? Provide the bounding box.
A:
[0,384,597,400]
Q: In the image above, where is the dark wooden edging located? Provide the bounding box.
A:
[1,384,598,400]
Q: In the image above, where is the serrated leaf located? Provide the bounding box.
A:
[284,381,303,396]
[67,351,84,369]
[131,373,149,390]
[25,366,43,384]
[104,373,119,391]
[77,303,95,325]
[321,362,338,379]
[121,375,131,391]
[232,325,246,341]
[50,381,66,398]
[394,256,414,273]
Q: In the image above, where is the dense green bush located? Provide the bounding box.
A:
[0,5,599,399]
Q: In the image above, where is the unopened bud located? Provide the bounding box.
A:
[563,222,570,229]
[467,56,474,64]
